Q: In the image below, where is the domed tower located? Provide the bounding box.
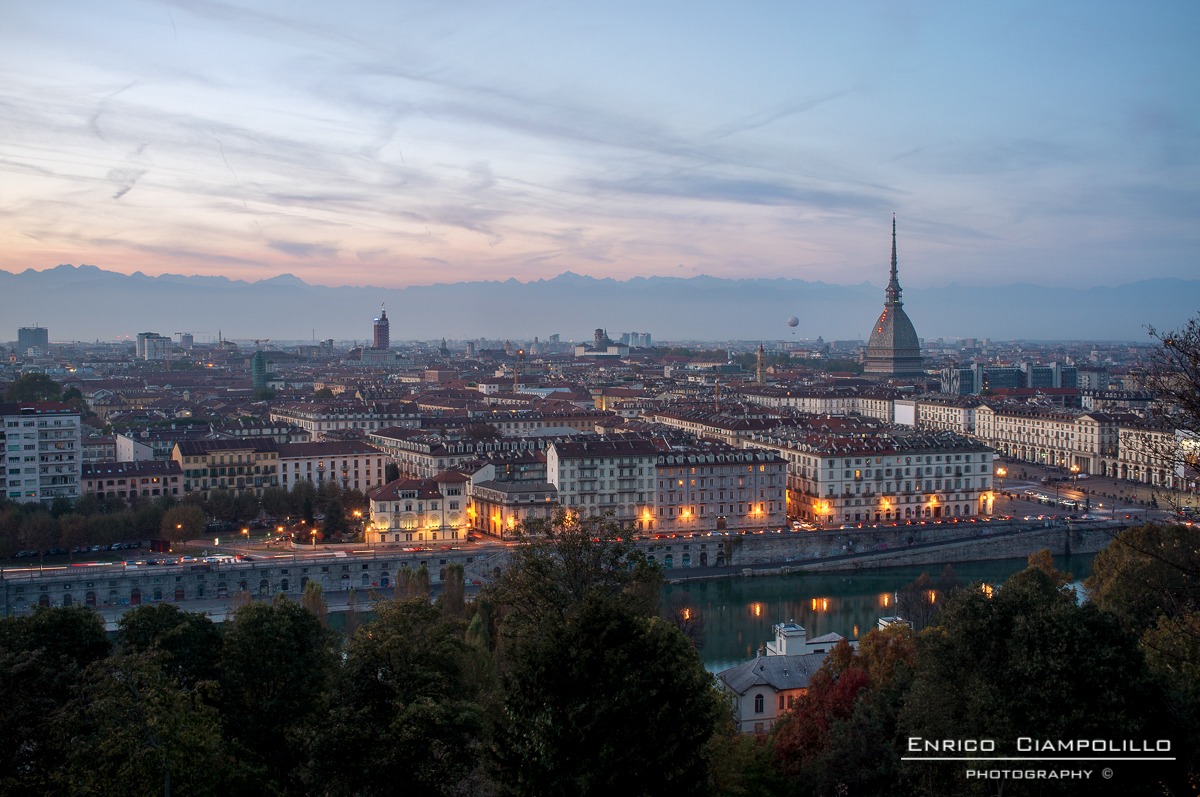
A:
[864,216,924,378]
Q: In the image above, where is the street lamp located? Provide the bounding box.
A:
[310,529,317,547]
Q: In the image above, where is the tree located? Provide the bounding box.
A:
[58,512,91,551]
[900,563,1173,796]
[494,596,725,797]
[488,511,724,796]
[219,596,337,794]
[384,462,400,482]
[19,511,58,561]
[235,490,261,523]
[397,564,431,600]
[310,598,489,796]
[4,373,61,402]
[1145,315,1200,451]
[1086,522,1200,778]
[301,580,329,626]
[0,606,111,793]
[117,603,222,688]
[206,489,237,523]
[771,625,917,796]
[162,503,207,542]
[437,563,466,619]
[490,509,660,638]
[61,385,87,414]
[895,572,940,631]
[55,652,229,796]
[323,497,348,536]
[260,486,291,518]
[1086,523,1200,633]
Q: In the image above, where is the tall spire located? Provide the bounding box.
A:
[885,214,903,305]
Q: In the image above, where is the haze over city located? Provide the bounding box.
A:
[3,0,1199,317]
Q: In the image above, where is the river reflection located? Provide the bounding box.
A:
[664,554,1095,672]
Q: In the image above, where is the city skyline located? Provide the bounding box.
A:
[2,263,1196,343]
[3,1,1199,306]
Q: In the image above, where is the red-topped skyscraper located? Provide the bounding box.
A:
[372,304,389,350]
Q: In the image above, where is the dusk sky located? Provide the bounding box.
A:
[2,1,1198,292]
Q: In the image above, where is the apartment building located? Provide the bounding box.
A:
[651,445,787,535]
[545,439,661,528]
[277,440,388,492]
[747,427,994,525]
[1,402,81,504]
[171,439,280,497]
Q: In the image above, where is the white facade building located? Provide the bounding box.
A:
[1,402,81,504]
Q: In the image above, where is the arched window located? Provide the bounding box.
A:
[754,694,764,714]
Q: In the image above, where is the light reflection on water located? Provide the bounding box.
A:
[662,554,1095,672]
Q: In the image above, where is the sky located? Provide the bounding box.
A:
[2,1,1198,293]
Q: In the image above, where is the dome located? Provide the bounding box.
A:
[863,217,924,378]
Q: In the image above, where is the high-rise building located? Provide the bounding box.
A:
[373,305,390,349]
[136,331,171,360]
[17,326,49,354]
[863,217,925,378]
[251,350,269,390]
[0,402,81,504]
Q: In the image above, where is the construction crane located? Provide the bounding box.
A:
[253,338,270,349]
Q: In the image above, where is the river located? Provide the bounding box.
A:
[662,554,1096,672]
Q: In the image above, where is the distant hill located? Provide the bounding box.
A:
[2,264,1196,343]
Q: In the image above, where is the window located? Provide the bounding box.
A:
[754,694,764,714]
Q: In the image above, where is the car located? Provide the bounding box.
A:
[178,555,197,563]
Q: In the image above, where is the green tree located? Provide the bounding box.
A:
[900,563,1171,796]
[323,497,348,536]
[384,462,400,482]
[206,489,237,523]
[5,373,62,402]
[494,597,725,797]
[57,512,90,551]
[55,652,229,796]
[0,606,111,793]
[1086,523,1200,634]
[48,495,73,518]
[117,603,222,688]
[438,563,467,619]
[260,486,291,518]
[235,489,261,523]
[162,503,207,542]
[397,564,431,600]
[310,598,489,796]
[1086,524,1200,779]
[301,580,329,626]
[490,510,660,638]
[218,596,336,794]
[489,511,723,796]
[18,511,58,561]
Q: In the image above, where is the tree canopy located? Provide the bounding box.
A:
[4,373,62,402]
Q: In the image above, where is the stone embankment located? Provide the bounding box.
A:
[2,521,1127,624]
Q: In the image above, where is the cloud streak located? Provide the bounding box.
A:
[0,1,1197,296]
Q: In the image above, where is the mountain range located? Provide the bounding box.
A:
[3,265,1197,344]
